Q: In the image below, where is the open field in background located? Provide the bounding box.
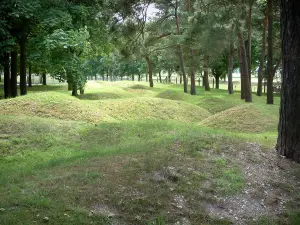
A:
[0,81,299,225]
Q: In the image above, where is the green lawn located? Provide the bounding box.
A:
[0,81,299,225]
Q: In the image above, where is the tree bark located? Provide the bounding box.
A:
[168,69,172,82]
[72,82,78,96]
[267,0,274,104]
[215,76,220,89]
[247,1,253,84]
[28,64,32,87]
[175,1,187,93]
[42,72,47,85]
[11,50,18,98]
[3,53,11,98]
[19,38,27,95]
[228,41,234,94]
[238,45,245,99]
[276,0,300,162]
[145,56,153,87]
[238,32,252,102]
[257,9,268,96]
[203,55,210,91]
[159,70,162,83]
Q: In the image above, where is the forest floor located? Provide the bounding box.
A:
[0,81,300,225]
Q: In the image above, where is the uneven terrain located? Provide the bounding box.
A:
[0,81,299,225]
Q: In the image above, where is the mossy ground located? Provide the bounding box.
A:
[0,81,299,224]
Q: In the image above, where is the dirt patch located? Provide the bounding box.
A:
[204,142,300,224]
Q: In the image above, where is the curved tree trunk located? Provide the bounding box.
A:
[20,38,27,96]
[276,0,300,162]
[238,32,252,102]
[145,56,153,88]
[3,53,11,98]
[203,55,210,91]
[257,9,268,96]
[228,41,234,94]
[267,0,274,104]
[11,50,18,98]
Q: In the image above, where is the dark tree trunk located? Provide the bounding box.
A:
[132,75,134,81]
[175,3,187,93]
[247,2,254,84]
[276,0,300,162]
[159,71,162,83]
[145,56,153,87]
[28,64,32,87]
[67,80,72,90]
[267,0,274,104]
[72,82,78,96]
[238,44,245,99]
[3,53,11,98]
[190,49,196,95]
[215,76,220,89]
[19,38,27,95]
[257,9,268,96]
[228,41,234,94]
[138,74,141,81]
[238,32,252,102]
[11,50,18,98]
[168,69,172,82]
[42,72,47,85]
[203,55,210,91]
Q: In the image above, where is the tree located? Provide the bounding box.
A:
[276,0,300,162]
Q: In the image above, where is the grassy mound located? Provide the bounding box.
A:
[128,84,150,89]
[156,90,189,101]
[76,92,125,100]
[99,97,211,122]
[0,92,101,122]
[198,97,240,114]
[200,104,277,133]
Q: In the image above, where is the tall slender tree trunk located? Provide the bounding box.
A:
[247,2,253,85]
[238,45,245,99]
[276,0,300,162]
[238,32,252,102]
[19,38,27,95]
[257,9,268,96]
[190,49,196,95]
[42,72,47,85]
[203,55,210,91]
[3,53,11,98]
[145,56,153,87]
[267,0,274,104]
[228,41,234,94]
[175,1,187,93]
[11,50,18,98]
[28,64,32,87]
[158,71,162,83]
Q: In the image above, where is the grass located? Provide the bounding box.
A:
[0,81,299,224]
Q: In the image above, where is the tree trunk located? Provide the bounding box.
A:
[19,38,27,95]
[247,2,253,84]
[238,32,252,102]
[28,64,32,87]
[276,0,300,162]
[238,44,245,99]
[159,71,162,83]
[42,72,47,85]
[228,41,234,94]
[72,82,78,96]
[11,50,18,98]
[216,76,220,89]
[267,0,274,104]
[257,9,268,96]
[138,74,141,81]
[3,53,11,98]
[190,50,196,95]
[67,80,72,90]
[175,2,187,93]
[203,55,210,91]
[168,69,171,82]
[145,56,153,87]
